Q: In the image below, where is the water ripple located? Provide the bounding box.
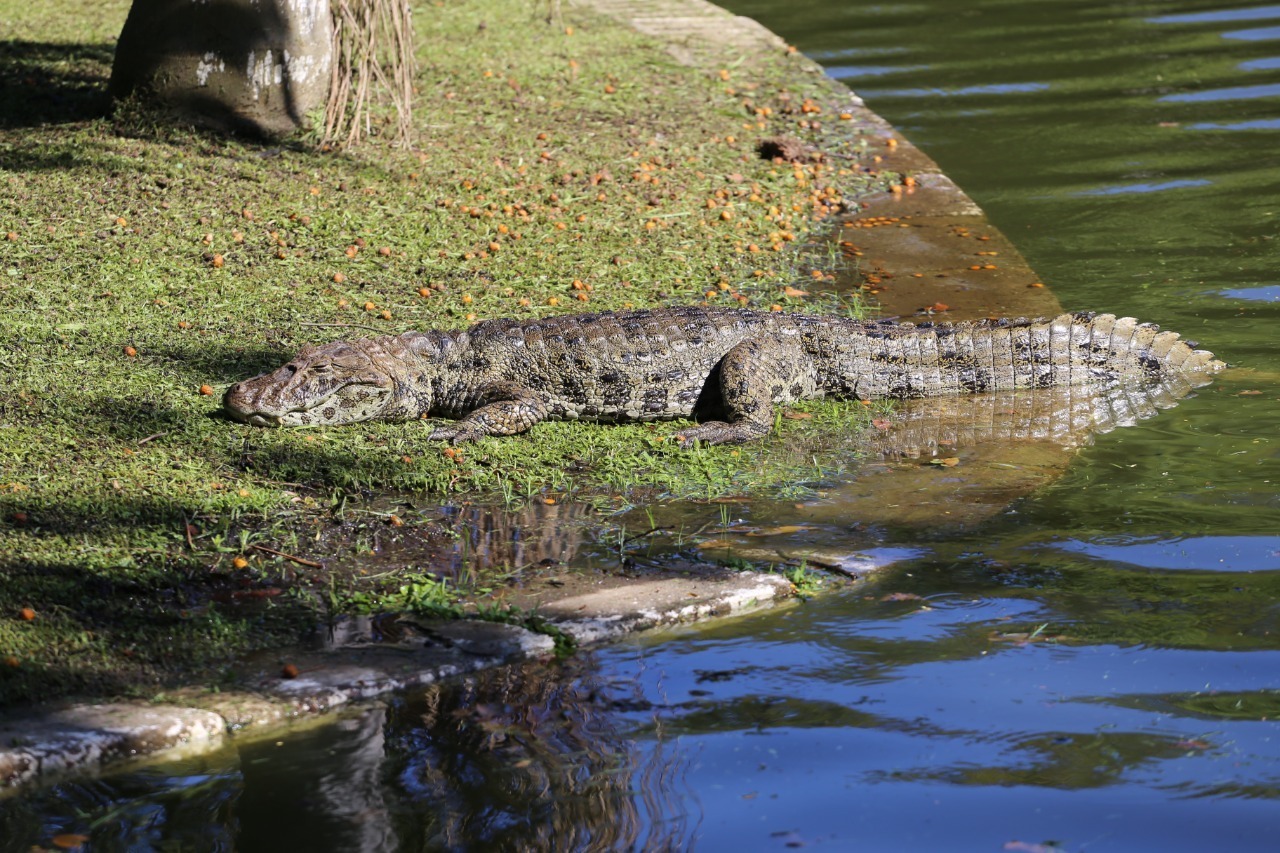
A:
[855,82,1050,98]
[1189,117,1280,129]
[1149,6,1280,25]
[1225,24,1280,40]
[1050,535,1280,572]
[1217,285,1280,300]
[823,63,927,79]
[1160,82,1280,101]
[1074,178,1212,196]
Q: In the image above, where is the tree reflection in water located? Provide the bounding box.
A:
[387,654,694,852]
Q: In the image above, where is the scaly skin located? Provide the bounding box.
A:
[223,306,1225,447]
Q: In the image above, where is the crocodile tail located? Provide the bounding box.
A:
[843,313,1224,399]
[982,313,1224,392]
[1050,312,1225,384]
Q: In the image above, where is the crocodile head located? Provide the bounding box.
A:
[224,340,397,427]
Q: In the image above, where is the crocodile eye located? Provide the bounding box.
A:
[312,363,331,374]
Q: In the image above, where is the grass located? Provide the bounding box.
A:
[0,0,890,706]
[784,563,824,598]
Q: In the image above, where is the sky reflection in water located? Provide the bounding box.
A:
[1148,6,1280,25]
[1217,285,1280,300]
[1160,82,1280,101]
[1050,536,1280,572]
[1188,118,1280,129]
[1073,179,1213,196]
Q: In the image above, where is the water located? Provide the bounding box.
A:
[6,1,1280,850]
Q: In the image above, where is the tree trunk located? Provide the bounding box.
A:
[109,0,333,137]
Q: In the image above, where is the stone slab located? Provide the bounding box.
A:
[0,704,225,789]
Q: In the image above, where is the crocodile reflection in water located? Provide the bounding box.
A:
[865,370,1215,459]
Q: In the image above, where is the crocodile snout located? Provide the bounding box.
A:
[223,381,280,427]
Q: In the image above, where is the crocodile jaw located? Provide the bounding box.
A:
[224,378,396,426]
[225,405,283,428]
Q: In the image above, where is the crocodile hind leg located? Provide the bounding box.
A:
[428,381,549,443]
[675,337,816,448]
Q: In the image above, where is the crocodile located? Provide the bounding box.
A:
[223,306,1224,447]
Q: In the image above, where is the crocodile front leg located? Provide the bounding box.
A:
[674,337,815,448]
[428,381,550,443]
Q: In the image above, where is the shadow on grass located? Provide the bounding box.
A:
[0,489,211,536]
[82,396,193,443]
[236,437,416,489]
[14,391,202,448]
[166,340,295,382]
[0,41,114,131]
[19,341,293,443]
[0,546,319,708]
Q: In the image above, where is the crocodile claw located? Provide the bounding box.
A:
[428,424,484,444]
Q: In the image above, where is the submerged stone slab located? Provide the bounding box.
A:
[843,204,1060,321]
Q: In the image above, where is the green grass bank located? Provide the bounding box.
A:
[0,0,890,705]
